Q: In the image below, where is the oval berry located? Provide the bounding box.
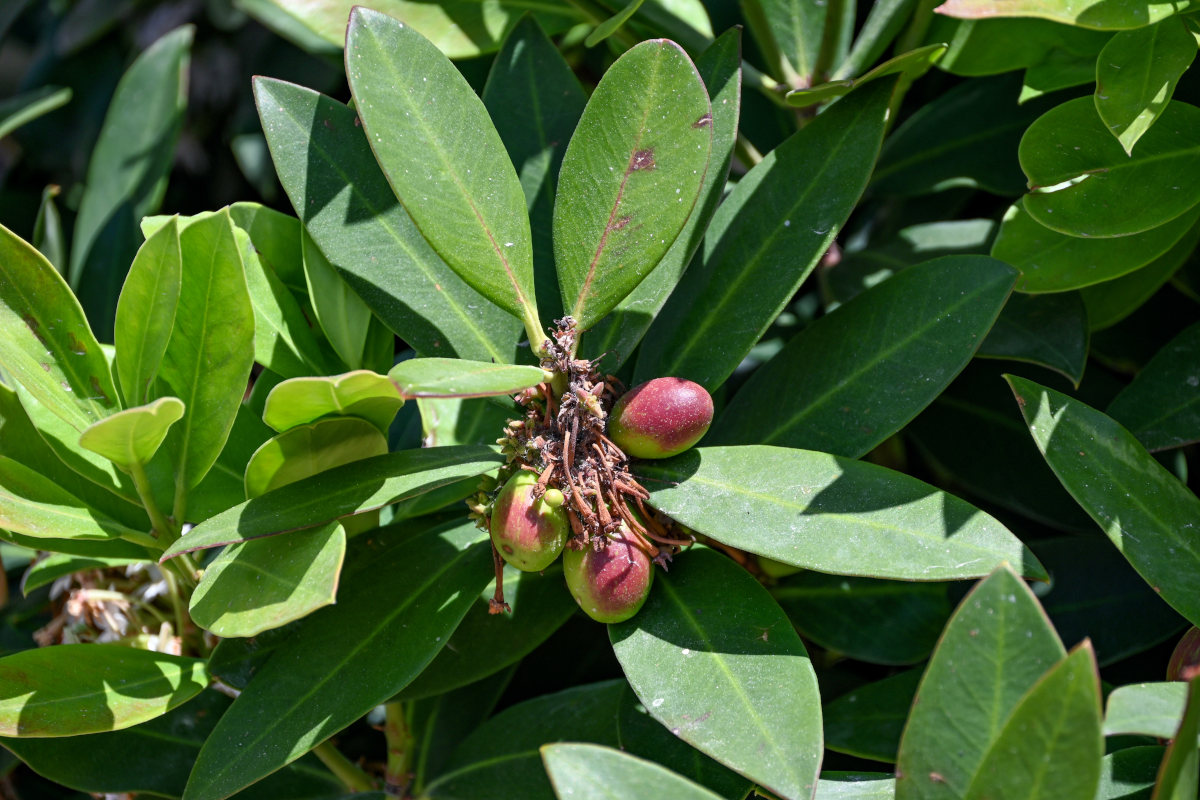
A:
[490,471,569,572]
[563,524,654,623]
[1167,626,1200,681]
[608,377,713,459]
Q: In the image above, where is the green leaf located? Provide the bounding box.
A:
[1107,321,1200,450]
[389,358,545,399]
[0,224,118,431]
[872,74,1051,197]
[787,44,946,108]
[895,566,1066,800]
[992,199,1200,293]
[159,209,256,504]
[415,396,515,449]
[78,397,184,471]
[610,547,822,800]
[32,185,66,274]
[227,202,307,293]
[635,77,894,390]
[253,78,522,363]
[543,744,724,800]
[114,216,181,406]
[183,520,492,800]
[741,0,826,85]
[975,291,1089,386]
[1019,97,1200,238]
[708,255,1015,456]
[0,456,151,545]
[635,446,1046,581]
[817,773,897,799]
[1007,375,1200,627]
[1150,676,1199,800]
[553,41,711,330]
[346,8,541,343]
[1104,682,1197,744]
[397,564,575,700]
[0,529,152,561]
[410,667,514,787]
[186,402,273,520]
[1096,18,1197,155]
[0,644,207,737]
[833,0,920,80]
[20,553,143,595]
[1080,222,1200,331]
[0,690,343,799]
[586,0,647,46]
[935,0,1200,30]
[301,230,371,370]
[772,574,951,665]
[928,16,1109,78]
[68,26,191,341]
[824,670,921,763]
[0,86,71,140]
[244,416,389,498]
[581,29,742,369]
[263,370,404,434]
[1031,537,1185,667]
[482,16,588,329]
[161,445,503,558]
[963,644,1103,800]
[1098,746,1166,800]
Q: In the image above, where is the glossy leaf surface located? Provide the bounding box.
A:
[635,446,1046,581]
[611,547,822,800]
[543,744,723,800]
[553,39,711,329]
[389,358,545,399]
[78,397,184,471]
[1008,376,1200,627]
[263,370,403,433]
[709,255,1015,457]
[114,217,181,406]
[1107,321,1200,450]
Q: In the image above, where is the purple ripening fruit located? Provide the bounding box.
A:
[1167,626,1200,681]
[607,377,713,459]
[490,471,569,572]
[563,524,654,624]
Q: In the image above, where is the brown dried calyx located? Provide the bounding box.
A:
[474,317,692,614]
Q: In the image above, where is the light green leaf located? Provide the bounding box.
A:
[78,396,184,471]
[610,547,822,799]
[1007,375,1200,627]
[1107,321,1200,450]
[0,224,118,431]
[0,644,207,737]
[253,77,521,363]
[21,553,143,595]
[389,358,545,399]
[928,15,1109,78]
[963,644,1103,800]
[0,86,71,140]
[263,370,404,434]
[895,566,1066,800]
[1096,17,1197,154]
[787,44,946,108]
[708,255,1015,456]
[582,29,742,370]
[302,229,371,370]
[817,774,896,799]
[636,78,894,390]
[244,416,389,499]
[32,185,66,274]
[586,0,647,46]
[1104,682,1197,744]
[1151,676,1200,799]
[159,209,256,501]
[833,0,920,80]
[741,0,826,85]
[635,446,1047,581]
[542,744,724,800]
[182,520,492,800]
[415,396,515,449]
[1019,97,1200,238]
[161,445,503,558]
[935,0,1200,31]
[824,670,921,762]
[114,217,181,406]
[68,26,191,341]
[347,7,541,343]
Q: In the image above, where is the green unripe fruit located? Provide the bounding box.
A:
[563,525,654,623]
[608,377,714,459]
[758,556,803,579]
[490,471,569,572]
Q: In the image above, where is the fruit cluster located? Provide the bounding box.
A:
[475,320,713,623]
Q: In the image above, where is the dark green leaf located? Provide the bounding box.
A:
[1020,97,1200,238]
[936,0,1200,30]
[114,216,181,406]
[825,670,921,763]
[347,8,541,342]
[0,224,117,431]
[553,39,711,329]
[963,644,1103,800]
[709,255,1015,456]
[895,566,1066,800]
[0,86,71,139]
[582,29,742,369]
[1098,746,1165,800]
[927,16,1109,78]
[68,26,191,340]
[1080,223,1200,331]
[636,78,894,390]
[741,0,825,85]
[772,574,950,665]
[0,644,207,737]
[610,547,822,800]
[184,520,492,800]
[263,371,404,434]
[162,445,503,558]
[1095,17,1197,154]
[32,185,66,275]
[787,44,946,108]
[78,397,184,471]
[976,291,1089,386]
[542,744,724,799]
[1107,321,1200,450]
[832,0,919,80]
[1007,375,1200,627]
[636,446,1047,581]
[586,0,647,46]
[389,358,546,399]
[254,78,520,363]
